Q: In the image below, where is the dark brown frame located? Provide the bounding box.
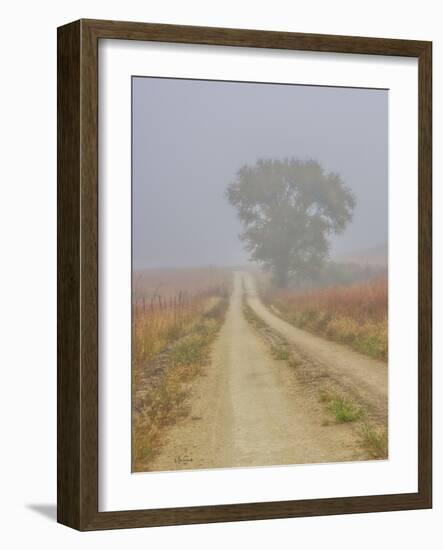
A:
[57,19,432,531]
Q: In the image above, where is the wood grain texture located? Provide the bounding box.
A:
[84,18,428,56]
[57,19,432,531]
[57,20,81,529]
[417,42,432,506]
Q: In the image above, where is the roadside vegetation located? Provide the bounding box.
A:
[243,299,290,361]
[359,423,388,459]
[320,390,387,458]
[133,267,229,367]
[319,390,363,423]
[264,277,388,361]
[132,268,230,472]
[244,293,388,461]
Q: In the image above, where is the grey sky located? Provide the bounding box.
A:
[133,77,388,269]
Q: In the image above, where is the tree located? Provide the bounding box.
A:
[226,158,355,288]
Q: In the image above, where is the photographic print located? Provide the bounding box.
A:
[57,20,431,529]
[131,77,388,473]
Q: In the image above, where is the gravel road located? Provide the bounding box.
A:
[149,272,376,472]
[243,272,388,422]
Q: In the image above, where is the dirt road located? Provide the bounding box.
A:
[149,271,378,472]
[243,272,388,422]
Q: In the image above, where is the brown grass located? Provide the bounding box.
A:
[244,285,387,461]
[133,267,230,372]
[132,268,230,471]
[359,423,388,459]
[133,266,229,302]
[266,278,388,360]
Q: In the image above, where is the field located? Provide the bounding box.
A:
[132,268,388,471]
[132,267,230,471]
[264,277,388,360]
[133,267,229,367]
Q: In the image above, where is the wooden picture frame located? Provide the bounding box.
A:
[57,19,432,530]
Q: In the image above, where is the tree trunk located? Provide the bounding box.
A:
[273,262,289,288]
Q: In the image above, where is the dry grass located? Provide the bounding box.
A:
[133,267,230,373]
[132,314,226,471]
[244,290,388,460]
[359,423,388,459]
[133,266,229,302]
[267,278,388,360]
[132,268,230,471]
[133,295,204,373]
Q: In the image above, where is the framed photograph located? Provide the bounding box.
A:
[57,19,432,530]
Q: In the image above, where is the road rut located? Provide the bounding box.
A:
[243,272,388,421]
[149,272,372,472]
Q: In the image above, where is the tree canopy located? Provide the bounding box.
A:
[226,158,355,287]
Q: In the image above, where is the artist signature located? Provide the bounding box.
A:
[174,454,193,465]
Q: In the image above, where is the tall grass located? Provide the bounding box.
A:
[267,277,388,360]
[133,267,229,370]
[134,292,204,371]
[132,268,230,471]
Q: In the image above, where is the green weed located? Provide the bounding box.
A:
[271,347,290,360]
[320,391,363,423]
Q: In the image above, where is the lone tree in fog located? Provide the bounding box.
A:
[226,158,355,288]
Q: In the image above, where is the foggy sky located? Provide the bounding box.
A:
[133,77,388,269]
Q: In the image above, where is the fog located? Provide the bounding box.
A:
[133,77,388,269]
